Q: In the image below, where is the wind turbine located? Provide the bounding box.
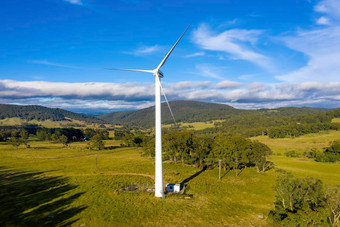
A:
[106,25,190,198]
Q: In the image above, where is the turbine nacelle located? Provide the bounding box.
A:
[153,69,164,78]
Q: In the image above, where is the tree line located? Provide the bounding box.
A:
[119,128,273,175]
[0,127,109,150]
[201,109,340,138]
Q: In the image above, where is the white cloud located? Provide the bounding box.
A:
[195,64,226,80]
[192,24,273,71]
[215,80,244,89]
[276,26,340,83]
[0,80,153,100]
[168,81,211,90]
[64,0,83,5]
[124,45,161,56]
[1,80,340,110]
[276,0,340,83]
[316,16,330,25]
[314,0,340,20]
[183,52,205,58]
[28,60,77,68]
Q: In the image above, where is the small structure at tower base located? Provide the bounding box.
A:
[165,183,181,193]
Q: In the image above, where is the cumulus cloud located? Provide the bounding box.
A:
[0,80,154,101]
[215,80,244,89]
[1,80,340,110]
[192,24,273,70]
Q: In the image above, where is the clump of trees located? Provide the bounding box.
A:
[84,128,109,150]
[87,134,105,150]
[113,128,148,147]
[316,140,340,163]
[35,127,109,149]
[302,140,340,163]
[6,129,30,148]
[269,171,340,226]
[141,130,273,175]
[84,128,109,140]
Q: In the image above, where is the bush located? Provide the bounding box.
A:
[285,150,299,158]
[315,152,339,163]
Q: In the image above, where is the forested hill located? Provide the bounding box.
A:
[0,104,104,124]
[98,100,242,127]
[98,100,329,127]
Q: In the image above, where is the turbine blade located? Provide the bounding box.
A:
[105,68,153,73]
[156,25,191,70]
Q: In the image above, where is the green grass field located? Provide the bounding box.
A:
[163,120,223,130]
[253,130,340,154]
[332,118,340,123]
[1,131,339,226]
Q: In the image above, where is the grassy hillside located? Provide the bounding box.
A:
[0,104,104,125]
[98,100,328,127]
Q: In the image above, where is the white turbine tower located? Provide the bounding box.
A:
[106,25,190,198]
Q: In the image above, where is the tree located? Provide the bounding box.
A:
[84,128,96,139]
[19,130,29,148]
[211,135,253,176]
[193,135,212,167]
[326,187,340,227]
[36,128,51,141]
[250,140,273,173]
[163,131,194,164]
[99,130,109,140]
[141,136,155,158]
[10,136,21,148]
[59,135,69,148]
[87,134,105,150]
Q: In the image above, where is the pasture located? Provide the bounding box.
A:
[163,120,224,130]
[253,130,340,154]
[0,132,339,226]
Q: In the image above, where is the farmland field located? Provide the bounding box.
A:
[253,130,340,154]
[163,120,224,130]
[0,132,339,226]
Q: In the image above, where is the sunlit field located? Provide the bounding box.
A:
[253,130,340,154]
[1,132,339,226]
[163,120,223,130]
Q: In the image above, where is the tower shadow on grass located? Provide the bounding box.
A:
[180,167,206,185]
[0,167,86,227]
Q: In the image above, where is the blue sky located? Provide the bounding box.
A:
[1,0,340,111]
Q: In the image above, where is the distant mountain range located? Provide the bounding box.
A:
[0,101,331,128]
[97,100,329,127]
